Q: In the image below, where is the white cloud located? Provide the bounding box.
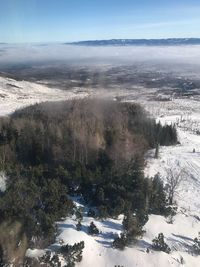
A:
[1,43,200,67]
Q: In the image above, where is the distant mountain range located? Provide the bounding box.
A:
[68,38,200,46]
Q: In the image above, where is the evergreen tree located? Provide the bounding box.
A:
[0,245,4,267]
[123,213,143,243]
[75,208,83,222]
[113,233,127,250]
[193,233,200,255]
[76,221,82,231]
[60,241,85,266]
[152,233,171,253]
[88,222,99,235]
[149,174,168,215]
[87,209,96,218]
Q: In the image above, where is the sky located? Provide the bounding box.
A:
[0,0,200,43]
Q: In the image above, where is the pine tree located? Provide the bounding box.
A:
[152,233,171,253]
[193,233,200,254]
[75,208,83,222]
[113,233,127,250]
[88,222,99,235]
[0,246,4,267]
[76,221,82,231]
[123,213,143,243]
[60,241,85,266]
[149,174,168,215]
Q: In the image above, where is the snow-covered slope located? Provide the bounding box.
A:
[40,196,199,267]
[1,75,199,266]
[0,76,89,116]
[146,128,200,214]
[47,98,200,267]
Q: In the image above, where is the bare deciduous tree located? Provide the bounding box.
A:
[165,168,186,205]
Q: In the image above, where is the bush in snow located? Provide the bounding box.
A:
[193,233,200,255]
[123,212,144,243]
[149,174,169,216]
[24,257,41,267]
[88,221,99,235]
[39,241,85,267]
[113,212,145,250]
[60,241,85,267]
[113,233,127,250]
[76,221,82,231]
[87,208,96,217]
[39,251,61,267]
[166,205,177,224]
[152,233,171,254]
[75,207,83,222]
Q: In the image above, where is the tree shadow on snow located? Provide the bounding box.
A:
[101,220,122,231]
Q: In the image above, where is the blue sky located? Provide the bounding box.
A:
[0,0,200,43]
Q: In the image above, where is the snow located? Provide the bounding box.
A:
[26,249,45,259]
[47,195,199,267]
[0,76,89,116]
[50,96,200,267]
[0,171,6,192]
[1,75,200,266]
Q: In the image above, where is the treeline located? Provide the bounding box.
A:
[0,99,177,265]
[0,99,177,168]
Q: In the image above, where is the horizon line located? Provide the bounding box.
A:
[1,37,200,45]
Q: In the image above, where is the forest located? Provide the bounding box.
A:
[0,99,177,265]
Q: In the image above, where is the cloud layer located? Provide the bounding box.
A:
[1,43,200,67]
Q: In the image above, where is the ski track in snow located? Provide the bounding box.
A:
[1,75,200,266]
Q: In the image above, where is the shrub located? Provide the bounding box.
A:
[76,221,82,231]
[40,251,61,267]
[87,209,96,218]
[193,234,200,255]
[60,241,85,267]
[113,233,127,250]
[152,233,171,253]
[123,213,144,243]
[88,222,99,235]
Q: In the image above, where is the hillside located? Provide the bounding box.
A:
[0,76,199,266]
[0,98,178,266]
[69,38,200,46]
